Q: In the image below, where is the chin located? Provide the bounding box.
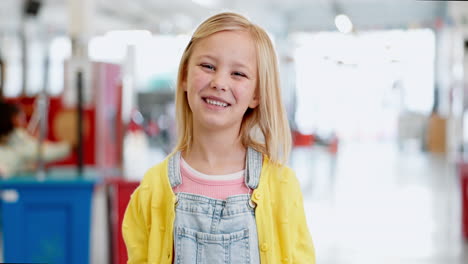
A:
[199,117,240,131]
[202,120,230,130]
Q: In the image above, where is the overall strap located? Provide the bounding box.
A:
[168,147,263,189]
[168,151,182,188]
[244,147,263,190]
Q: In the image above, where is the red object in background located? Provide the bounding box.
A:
[107,178,140,264]
[4,97,36,124]
[460,163,468,240]
[94,62,123,170]
[145,120,160,137]
[47,96,96,165]
[292,131,315,147]
[127,109,144,133]
[328,135,339,154]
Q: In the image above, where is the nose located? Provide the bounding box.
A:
[210,72,227,91]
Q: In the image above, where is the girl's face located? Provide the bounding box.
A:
[183,30,259,133]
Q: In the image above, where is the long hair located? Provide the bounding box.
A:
[173,12,291,164]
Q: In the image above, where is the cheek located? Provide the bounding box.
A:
[235,84,256,104]
[188,71,209,93]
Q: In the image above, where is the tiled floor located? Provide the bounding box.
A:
[291,142,468,264]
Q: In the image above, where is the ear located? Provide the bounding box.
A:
[181,65,189,91]
[182,79,187,92]
[248,93,259,109]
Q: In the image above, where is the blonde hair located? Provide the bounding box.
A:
[173,12,291,164]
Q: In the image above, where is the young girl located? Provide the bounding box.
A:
[123,12,315,264]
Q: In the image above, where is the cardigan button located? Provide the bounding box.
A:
[160,226,165,232]
[254,192,262,200]
[260,243,269,252]
[282,257,290,263]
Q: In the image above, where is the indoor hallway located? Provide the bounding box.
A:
[291,142,468,264]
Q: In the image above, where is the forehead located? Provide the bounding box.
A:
[191,30,257,65]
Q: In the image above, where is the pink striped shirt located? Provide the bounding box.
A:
[173,157,251,200]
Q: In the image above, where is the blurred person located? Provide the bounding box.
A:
[122,12,315,263]
[0,101,71,178]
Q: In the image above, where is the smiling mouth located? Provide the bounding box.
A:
[202,97,230,107]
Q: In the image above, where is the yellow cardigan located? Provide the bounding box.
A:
[122,155,315,264]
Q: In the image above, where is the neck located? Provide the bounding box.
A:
[183,125,246,174]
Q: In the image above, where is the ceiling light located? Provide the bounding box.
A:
[335,14,353,34]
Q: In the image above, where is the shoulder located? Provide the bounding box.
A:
[140,158,169,185]
[133,156,172,200]
[257,157,305,211]
[261,155,295,177]
[260,156,300,191]
[140,156,170,189]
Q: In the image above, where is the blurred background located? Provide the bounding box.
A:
[0,0,468,263]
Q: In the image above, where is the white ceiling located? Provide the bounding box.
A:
[0,0,449,37]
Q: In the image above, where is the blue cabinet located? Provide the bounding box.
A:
[1,173,96,264]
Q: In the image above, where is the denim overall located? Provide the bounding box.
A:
[168,147,262,264]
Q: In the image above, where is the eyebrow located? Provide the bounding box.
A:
[194,54,254,73]
[194,54,217,62]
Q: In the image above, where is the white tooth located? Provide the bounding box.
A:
[206,99,227,107]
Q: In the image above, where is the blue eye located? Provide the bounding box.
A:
[200,64,215,70]
[233,72,247,78]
